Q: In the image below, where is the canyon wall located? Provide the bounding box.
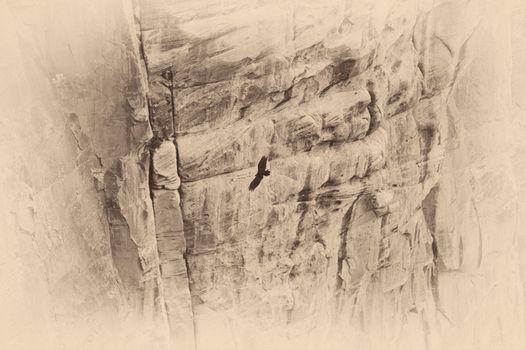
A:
[1,0,525,349]
[0,0,169,348]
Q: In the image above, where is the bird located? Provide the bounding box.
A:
[249,156,270,191]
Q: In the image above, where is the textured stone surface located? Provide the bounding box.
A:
[151,141,194,349]
[135,0,526,349]
[1,0,526,349]
[0,0,168,348]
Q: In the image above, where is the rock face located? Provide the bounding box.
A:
[0,0,168,348]
[1,0,526,350]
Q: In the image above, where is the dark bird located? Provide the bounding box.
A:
[249,156,270,191]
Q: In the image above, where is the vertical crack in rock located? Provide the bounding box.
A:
[422,185,453,325]
[101,0,170,346]
[136,4,196,346]
[148,138,196,350]
[470,197,483,269]
[336,205,354,293]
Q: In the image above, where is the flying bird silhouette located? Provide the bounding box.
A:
[249,156,270,191]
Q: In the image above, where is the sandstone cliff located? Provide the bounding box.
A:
[1,0,525,349]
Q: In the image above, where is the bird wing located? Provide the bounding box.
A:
[249,175,262,191]
[257,156,268,175]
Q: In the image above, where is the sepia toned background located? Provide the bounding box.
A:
[1,0,526,349]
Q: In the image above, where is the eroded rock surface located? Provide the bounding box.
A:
[1,0,526,350]
[137,1,526,349]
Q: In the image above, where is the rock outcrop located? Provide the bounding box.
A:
[1,0,525,349]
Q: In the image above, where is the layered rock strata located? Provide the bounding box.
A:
[137,0,525,349]
[1,0,525,350]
